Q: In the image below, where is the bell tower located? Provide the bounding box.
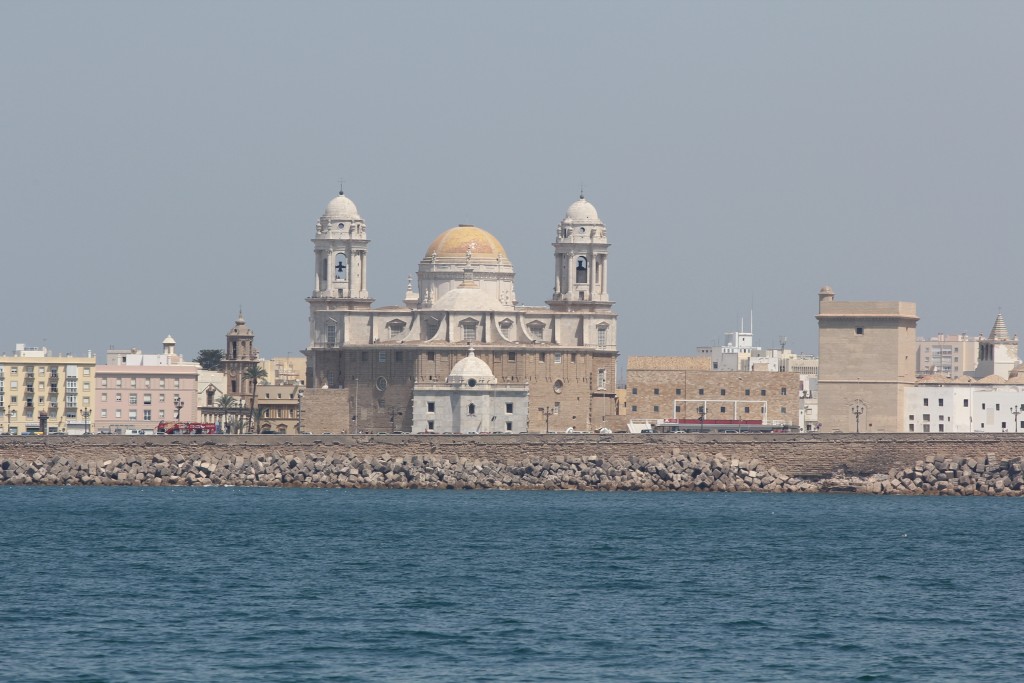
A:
[548,193,612,310]
[310,188,372,303]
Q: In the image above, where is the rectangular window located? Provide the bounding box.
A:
[938,398,944,407]
[378,351,387,363]
[675,388,682,396]
[508,352,516,361]
[923,424,930,432]
[100,378,107,388]
[571,354,577,363]
[395,352,403,362]
[128,410,137,421]
[427,402,435,413]
[539,353,546,362]
[506,402,514,414]
[143,410,151,421]
[760,389,767,396]
[553,402,560,415]
[597,328,607,348]
[143,394,152,405]
[129,394,138,405]
[923,398,929,406]
[631,405,637,412]
[744,389,750,396]
[781,407,787,414]
[506,421,513,432]
[115,409,122,419]
[598,369,607,390]
[996,404,1001,411]
[554,353,562,364]
[130,379,137,388]
[744,406,750,413]
[144,379,150,388]
[101,393,107,402]
[964,399,969,407]
[427,351,435,361]
[115,393,122,402]
[653,405,660,413]
[159,410,165,419]
[923,414,930,422]
[631,387,637,395]
[427,420,435,431]
[909,424,914,432]
[100,409,107,418]
[720,389,726,396]
[462,325,476,343]
[159,379,165,388]
[326,325,337,347]
[781,387,787,396]
[115,379,122,388]
[938,424,944,432]
[698,388,704,396]
[654,388,660,395]
[856,327,864,335]
[720,406,727,413]
[174,379,180,389]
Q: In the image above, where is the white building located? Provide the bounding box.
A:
[905,376,1024,433]
[411,349,529,434]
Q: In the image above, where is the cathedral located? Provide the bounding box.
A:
[303,189,618,433]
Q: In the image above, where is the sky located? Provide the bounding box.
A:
[3,0,1023,363]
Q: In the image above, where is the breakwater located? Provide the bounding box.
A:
[3,433,1024,494]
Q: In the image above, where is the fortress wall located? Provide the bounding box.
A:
[2,433,1024,494]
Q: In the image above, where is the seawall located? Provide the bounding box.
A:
[3,433,1024,494]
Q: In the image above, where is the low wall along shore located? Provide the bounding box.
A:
[3,433,1024,495]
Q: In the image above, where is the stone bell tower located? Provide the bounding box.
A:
[548,193,612,311]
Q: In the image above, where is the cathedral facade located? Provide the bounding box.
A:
[304,190,618,433]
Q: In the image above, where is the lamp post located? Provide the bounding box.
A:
[1012,406,1022,433]
[539,406,554,433]
[83,408,91,435]
[852,404,864,433]
[697,404,707,433]
[297,390,304,434]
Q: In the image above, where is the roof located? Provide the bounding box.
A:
[626,356,713,371]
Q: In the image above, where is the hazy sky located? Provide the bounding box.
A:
[3,0,1023,362]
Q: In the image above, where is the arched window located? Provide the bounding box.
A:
[468,403,476,415]
[575,256,588,284]
[335,254,348,281]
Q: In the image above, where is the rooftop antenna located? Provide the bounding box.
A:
[338,178,344,196]
[779,336,787,352]
[580,183,585,199]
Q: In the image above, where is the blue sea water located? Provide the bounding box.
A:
[1,487,1023,682]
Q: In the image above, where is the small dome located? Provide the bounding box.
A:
[425,226,508,262]
[162,335,176,345]
[447,348,496,385]
[564,196,601,224]
[323,193,362,221]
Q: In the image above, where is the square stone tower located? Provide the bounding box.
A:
[816,287,918,432]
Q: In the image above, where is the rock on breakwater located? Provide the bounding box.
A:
[3,436,1024,495]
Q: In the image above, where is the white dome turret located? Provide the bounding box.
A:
[447,348,496,385]
[323,192,362,221]
[563,195,602,224]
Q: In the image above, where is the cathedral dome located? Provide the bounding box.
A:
[564,196,601,224]
[323,193,362,221]
[425,225,508,262]
[433,284,509,311]
[447,349,496,385]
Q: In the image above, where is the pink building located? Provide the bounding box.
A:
[93,337,200,434]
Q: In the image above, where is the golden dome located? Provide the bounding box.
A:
[424,225,508,261]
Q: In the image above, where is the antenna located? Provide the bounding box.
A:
[779,336,787,352]
[338,178,344,196]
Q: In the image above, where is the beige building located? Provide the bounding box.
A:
[816,286,918,432]
[0,344,97,435]
[622,356,802,429]
[916,333,979,379]
[303,190,618,434]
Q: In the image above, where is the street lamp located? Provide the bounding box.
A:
[697,404,707,433]
[83,408,91,435]
[297,390,304,434]
[852,404,864,433]
[7,408,13,435]
[539,406,554,433]
[1012,406,1022,433]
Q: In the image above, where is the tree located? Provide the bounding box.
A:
[193,349,225,371]
[215,395,236,433]
[243,364,269,433]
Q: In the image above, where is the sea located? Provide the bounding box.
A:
[1,487,1022,682]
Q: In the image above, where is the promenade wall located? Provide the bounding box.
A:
[3,433,1024,494]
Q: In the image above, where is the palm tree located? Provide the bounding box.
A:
[243,364,269,433]
[215,395,236,433]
